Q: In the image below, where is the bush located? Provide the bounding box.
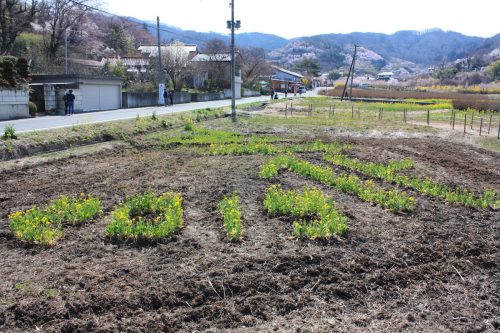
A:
[452,97,500,112]
[28,101,37,116]
[3,124,17,140]
[0,56,30,88]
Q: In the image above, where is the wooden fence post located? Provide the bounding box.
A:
[290,102,293,117]
[464,114,467,134]
[479,118,483,136]
[427,109,430,126]
[452,110,456,130]
[352,105,354,119]
[488,114,492,134]
[471,113,474,129]
[285,103,288,118]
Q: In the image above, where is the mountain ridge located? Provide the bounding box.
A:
[141,20,499,71]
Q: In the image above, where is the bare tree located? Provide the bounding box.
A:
[239,47,273,89]
[161,40,190,91]
[38,0,96,58]
[195,38,231,91]
[0,0,37,54]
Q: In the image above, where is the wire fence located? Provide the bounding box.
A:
[278,101,500,139]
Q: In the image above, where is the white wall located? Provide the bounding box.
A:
[0,89,29,120]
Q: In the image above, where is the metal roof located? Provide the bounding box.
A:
[271,65,303,78]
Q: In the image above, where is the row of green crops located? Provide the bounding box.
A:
[298,97,452,112]
[260,155,414,213]
[106,192,184,242]
[264,185,347,239]
[218,194,243,241]
[9,194,102,246]
[324,154,498,209]
[159,127,246,147]
[206,140,348,156]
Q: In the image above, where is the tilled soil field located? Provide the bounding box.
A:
[0,127,499,332]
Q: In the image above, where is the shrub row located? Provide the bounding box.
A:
[325,87,500,111]
[451,98,500,112]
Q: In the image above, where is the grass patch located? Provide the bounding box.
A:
[264,185,347,239]
[260,155,414,213]
[9,194,102,246]
[218,194,243,241]
[106,192,183,242]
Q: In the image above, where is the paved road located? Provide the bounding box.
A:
[0,90,317,133]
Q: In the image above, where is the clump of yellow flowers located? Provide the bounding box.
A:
[9,194,102,246]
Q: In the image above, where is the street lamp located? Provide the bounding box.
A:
[227,1,241,121]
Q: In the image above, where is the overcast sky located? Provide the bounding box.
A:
[104,0,499,39]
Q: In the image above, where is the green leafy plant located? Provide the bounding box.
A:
[106,192,183,242]
[151,111,158,121]
[260,155,414,213]
[3,124,17,140]
[184,120,195,131]
[28,101,37,116]
[218,194,243,241]
[9,194,102,246]
[264,185,347,239]
[324,154,498,209]
[207,140,348,156]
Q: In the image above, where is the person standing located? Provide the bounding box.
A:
[63,91,68,115]
[284,89,288,98]
[66,90,76,115]
[163,89,168,106]
[270,87,275,100]
[168,91,174,106]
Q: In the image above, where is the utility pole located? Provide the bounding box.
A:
[157,16,164,105]
[227,1,240,121]
[65,29,68,74]
[341,45,358,102]
[349,45,358,101]
[230,1,236,121]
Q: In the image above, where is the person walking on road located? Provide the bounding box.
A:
[270,88,275,100]
[66,90,76,115]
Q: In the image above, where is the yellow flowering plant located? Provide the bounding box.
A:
[264,185,347,240]
[106,192,184,242]
[218,194,243,241]
[9,194,102,246]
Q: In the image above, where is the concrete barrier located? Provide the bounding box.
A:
[0,89,29,120]
[191,92,224,102]
[122,92,157,108]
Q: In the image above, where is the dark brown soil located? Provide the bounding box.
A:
[0,132,499,333]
